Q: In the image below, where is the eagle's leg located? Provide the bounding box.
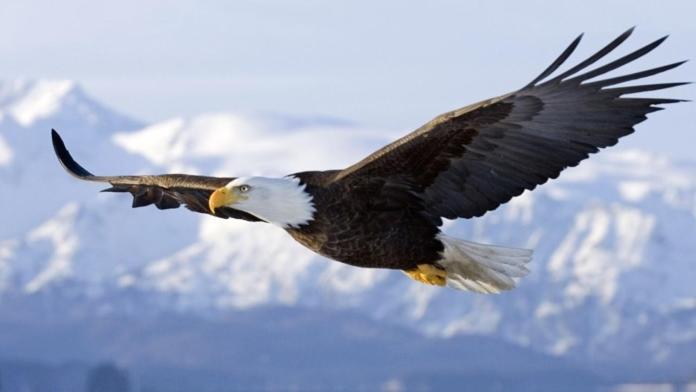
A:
[403,264,446,286]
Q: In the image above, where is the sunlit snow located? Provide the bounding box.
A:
[3,80,75,126]
[0,134,12,166]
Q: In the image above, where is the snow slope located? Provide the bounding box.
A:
[0,80,694,372]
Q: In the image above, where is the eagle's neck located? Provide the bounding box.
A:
[233,176,316,228]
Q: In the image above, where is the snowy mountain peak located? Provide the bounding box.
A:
[0,79,141,136]
[113,112,387,176]
[0,80,77,126]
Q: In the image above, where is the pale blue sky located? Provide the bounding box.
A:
[0,0,693,158]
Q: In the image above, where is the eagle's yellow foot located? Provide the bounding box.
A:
[403,264,447,286]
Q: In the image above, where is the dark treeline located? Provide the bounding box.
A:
[0,360,130,392]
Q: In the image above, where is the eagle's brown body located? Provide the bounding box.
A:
[287,172,443,269]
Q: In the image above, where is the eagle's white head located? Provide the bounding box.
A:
[208,176,315,228]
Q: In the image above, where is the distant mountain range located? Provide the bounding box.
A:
[0,80,694,389]
[0,302,603,391]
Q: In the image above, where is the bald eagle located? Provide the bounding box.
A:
[52,29,686,293]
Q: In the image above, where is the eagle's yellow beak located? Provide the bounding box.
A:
[209,187,237,214]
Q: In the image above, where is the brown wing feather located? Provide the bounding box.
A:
[51,130,262,222]
[333,28,688,224]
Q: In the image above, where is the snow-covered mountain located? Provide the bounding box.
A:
[1,80,694,377]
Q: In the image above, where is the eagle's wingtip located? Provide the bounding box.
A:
[50,128,62,149]
[51,129,69,166]
[51,129,95,179]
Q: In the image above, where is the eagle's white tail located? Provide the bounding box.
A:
[437,234,532,294]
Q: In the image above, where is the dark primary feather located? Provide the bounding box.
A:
[51,130,262,222]
[333,28,688,225]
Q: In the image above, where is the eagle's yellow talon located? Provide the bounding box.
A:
[404,264,447,286]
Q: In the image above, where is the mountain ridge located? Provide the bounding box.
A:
[1,79,694,380]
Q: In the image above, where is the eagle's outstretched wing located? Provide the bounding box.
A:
[333,28,688,224]
[51,130,262,222]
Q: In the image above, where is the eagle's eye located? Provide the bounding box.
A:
[238,185,251,193]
